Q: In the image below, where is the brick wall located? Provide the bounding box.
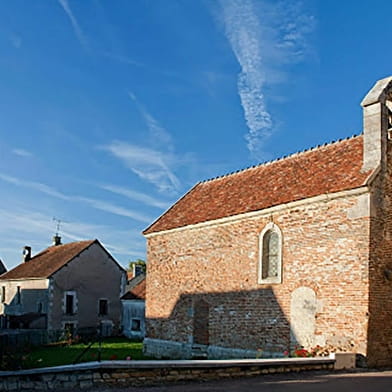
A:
[145,191,371,359]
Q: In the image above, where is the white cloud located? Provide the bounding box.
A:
[58,0,88,48]
[12,148,33,157]
[0,173,151,223]
[100,184,171,210]
[218,0,314,159]
[102,141,180,194]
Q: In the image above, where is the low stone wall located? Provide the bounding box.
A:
[0,357,335,391]
[144,338,283,359]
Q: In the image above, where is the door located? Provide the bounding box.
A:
[193,299,209,345]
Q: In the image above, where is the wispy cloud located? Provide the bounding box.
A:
[101,52,142,67]
[218,0,314,159]
[273,2,315,60]
[100,184,171,210]
[12,148,32,158]
[101,141,180,194]
[128,92,174,150]
[76,196,151,223]
[0,173,69,200]
[9,33,22,49]
[57,0,88,48]
[0,173,151,223]
[101,93,181,194]
[0,209,145,268]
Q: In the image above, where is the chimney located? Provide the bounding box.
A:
[22,246,31,262]
[52,235,62,246]
[361,76,392,172]
[133,263,144,277]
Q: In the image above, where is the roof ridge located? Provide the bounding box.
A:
[0,239,97,280]
[31,239,95,257]
[201,133,361,184]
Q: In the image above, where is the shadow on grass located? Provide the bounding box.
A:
[16,337,150,369]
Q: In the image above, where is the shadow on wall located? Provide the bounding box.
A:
[367,177,392,368]
[1,288,48,329]
[145,287,309,358]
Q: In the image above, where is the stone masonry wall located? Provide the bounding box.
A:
[0,358,335,391]
[145,191,370,358]
[367,138,392,367]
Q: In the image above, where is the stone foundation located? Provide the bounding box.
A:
[144,338,285,359]
[144,338,192,359]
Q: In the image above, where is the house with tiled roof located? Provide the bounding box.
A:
[0,238,126,336]
[121,273,146,339]
[143,76,392,367]
[0,259,6,276]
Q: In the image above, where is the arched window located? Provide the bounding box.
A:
[259,223,282,284]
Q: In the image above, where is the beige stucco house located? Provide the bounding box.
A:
[0,238,126,335]
[143,76,392,367]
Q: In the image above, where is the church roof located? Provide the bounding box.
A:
[144,135,373,235]
[0,240,96,280]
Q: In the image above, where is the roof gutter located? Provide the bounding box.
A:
[0,277,49,282]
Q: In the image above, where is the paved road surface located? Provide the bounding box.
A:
[68,370,392,392]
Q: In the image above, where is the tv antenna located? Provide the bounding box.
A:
[53,217,64,236]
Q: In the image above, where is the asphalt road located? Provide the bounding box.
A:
[70,370,392,392]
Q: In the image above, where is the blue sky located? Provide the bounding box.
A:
[0,0,391,270]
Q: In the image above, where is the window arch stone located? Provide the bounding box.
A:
[258,222,283,284]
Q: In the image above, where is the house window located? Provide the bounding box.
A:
[131,319,141,331]
[1,286,5,303]
[37,302,43,313]
[64,291,77,315]
[66,295,74,315]
[259,222,283,284]
[98,299,108,316]
[17,286,21,304]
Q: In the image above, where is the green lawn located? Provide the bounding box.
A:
[14,338,150,369]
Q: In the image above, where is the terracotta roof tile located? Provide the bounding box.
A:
[0,240,96,280]
[144,136,373,235]
[121,278,146,300]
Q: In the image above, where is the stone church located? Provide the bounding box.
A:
[143,76,392,367]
